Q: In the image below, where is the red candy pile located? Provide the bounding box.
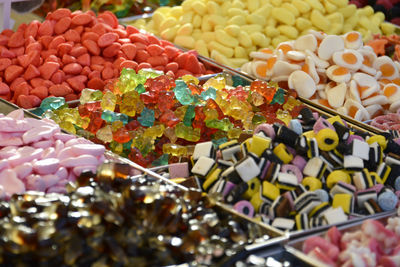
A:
[0,9,213,109]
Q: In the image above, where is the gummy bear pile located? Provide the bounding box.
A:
[0,162,269,266]
[186,106,400,231]
[302,215,400,266]
[39,69,305,167]
[242,30,400,122]
[0,9,214,109]
[0,109,105,198]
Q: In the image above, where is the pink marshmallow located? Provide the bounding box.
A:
[53,133,75,143]
[70,144,105,157]
[25,174,46,192]
[0,137,23,146]
[55,167,68,180]
[7,109,24,120]
[8,148,43,167]
[33,158,60,175]
[60,155,98,168]
[73,165,98,176]
[32,140,54,149]
[13,162,33,180]
[54,140,64,154]
[0,159,9,172]
[41,174,60,189]
[65,137,93,147]
[57,147,75,160]
[42,147,56,159]
[0,147,17,159]
[22,126,58,144]
[0,169,25,196]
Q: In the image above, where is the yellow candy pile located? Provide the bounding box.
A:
[132,0,396,68]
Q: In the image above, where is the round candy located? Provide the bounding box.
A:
[326,170,351,189]
[378,191,398,211]
[367,135,388,149]
[243,178,261,200]
[273,143,293,164]
[281,164,303,183]
[302,177,322,191]
[234,200,255,218]
[292,155,307,171]
[314,189,330,203]
[316,128,339,151]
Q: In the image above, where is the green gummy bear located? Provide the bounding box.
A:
[138,107,155,127]
[205,118,233,132]
[200,87,217,101]
[183,105,195,127]
[173,80,194,105]
[271,88,286,105]
[40,97,66,111]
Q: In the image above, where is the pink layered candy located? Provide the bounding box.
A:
[303,217,400,267]
[0,110,106,198]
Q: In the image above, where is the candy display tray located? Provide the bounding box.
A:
[0,97,292,265]
[287,210,397,267]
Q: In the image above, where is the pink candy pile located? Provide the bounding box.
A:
[371,111,400,131]
[0,110,105,198]
[303,217,400,267]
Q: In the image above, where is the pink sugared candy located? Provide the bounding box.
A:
[0,111,106,198]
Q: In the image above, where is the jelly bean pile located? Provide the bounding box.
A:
[133,0,396,68]
[242,31,400,122]
[0,163,269,266]
[0,110,105,198]
[188,107,400,231]
[0,9,213,109]
[303,216,400,266]
[39,69,304,167]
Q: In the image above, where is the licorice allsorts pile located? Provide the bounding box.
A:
[188,107,400,231]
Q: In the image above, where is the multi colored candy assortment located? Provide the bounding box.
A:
[0,109,105,198]
[349,0,400,25]
[0,9,213,109]
[303,216,400,266]
[0,162,270,266]
[242,30,400,122]
[39,69,305,167]
[188,107,400,231]
[132,0,396,68]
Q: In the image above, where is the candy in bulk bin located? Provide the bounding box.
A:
[132,0,396,68]
[241,30,400,122]
[0,9,214,109]
[0,162,275,266]
[350,0,400,25]
[301,214,400,266]
[186,106,400,231]
[0,109,105,198]
[34,0,184,19]
[37,69,305,167]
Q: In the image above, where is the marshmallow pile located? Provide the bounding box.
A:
[241,31,400,122]
[0,110,105,198]
[303,217,400,266]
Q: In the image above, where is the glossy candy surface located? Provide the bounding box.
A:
[41,70,304,167]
